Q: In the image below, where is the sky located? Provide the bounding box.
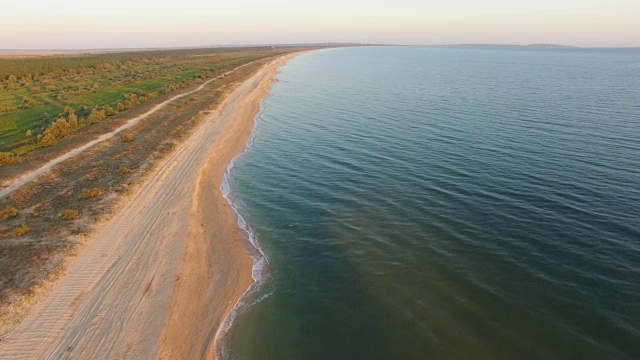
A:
[1,0,639,49]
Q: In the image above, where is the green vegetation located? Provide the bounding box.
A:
[0,47,283,158]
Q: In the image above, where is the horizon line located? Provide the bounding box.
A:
[1,43,640,53]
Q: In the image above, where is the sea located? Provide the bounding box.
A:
[220,46,640,359]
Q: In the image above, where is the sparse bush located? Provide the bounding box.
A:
[87,107,106,124]
[8,224,30,237]
[119,167,132,175]
[0,152,23,166]
[105,105,119,116]
[78,188,104,199]
[26,129,34,144]
[22,97,40,108]
[122,133,134,142]
[38,132,57,147]
[85,170,100,181]
[58,209,80,220]
[0,206,18,220]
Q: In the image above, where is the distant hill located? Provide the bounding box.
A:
[437,43,578,49]
[523,43,577,48]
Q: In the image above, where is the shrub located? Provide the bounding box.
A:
[38,132,57,147]
[78,188,104,199]
[22,97,40,108]
[0,152,23,167]
[58,209,80,220]
[85,170,100,181]
[105,105,119,116]
[0,206,18,220]
[121,133,134,142]
[8,224,30,237]
[119,167,132,175]
[87,107,107,124]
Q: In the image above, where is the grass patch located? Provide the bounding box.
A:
[8,224,29,237]
[0,206,18,221]
[78,188,104,200]
[58,209,79,220]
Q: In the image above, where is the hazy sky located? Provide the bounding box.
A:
[1,0,639,49]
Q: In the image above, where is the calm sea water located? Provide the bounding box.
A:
[222,47,640,359]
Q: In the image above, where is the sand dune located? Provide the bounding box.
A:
[0,53,299,359]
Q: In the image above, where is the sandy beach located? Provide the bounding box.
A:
[0,52,300,359]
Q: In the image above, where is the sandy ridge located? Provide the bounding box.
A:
[0,53,300,359]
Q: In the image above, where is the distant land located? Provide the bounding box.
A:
[0,43,362,57]
[6,43,640,58]
[435,43,578,49]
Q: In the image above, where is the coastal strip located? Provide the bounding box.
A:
[0,53,302,359]
[157,52,302,360]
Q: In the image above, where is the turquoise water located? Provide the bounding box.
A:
[222,47,640,359]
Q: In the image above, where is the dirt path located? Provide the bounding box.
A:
[0,53,299,359]
[0,58,263,199]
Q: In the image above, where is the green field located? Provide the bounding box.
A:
[0,47,285,156]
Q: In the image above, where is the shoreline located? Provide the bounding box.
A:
[215,88,271,358]
[158,52,301,359]
[0,52,303,359]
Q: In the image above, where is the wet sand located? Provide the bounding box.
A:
[0,53,300,359]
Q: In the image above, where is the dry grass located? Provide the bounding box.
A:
[0,152,23,167]
[8,224,29,237]
[58,209,79,220]
[84,170,101,181]
[78,188,104,200]
[121,133,134,143]
[0,206,18,221]
[118,167,132,175]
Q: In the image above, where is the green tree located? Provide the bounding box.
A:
[41,113,52,127]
